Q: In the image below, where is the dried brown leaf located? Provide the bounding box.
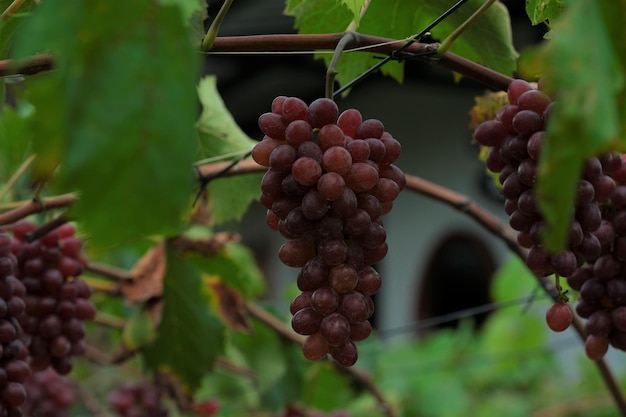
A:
[206,278,251,333]
[121,242,166,304]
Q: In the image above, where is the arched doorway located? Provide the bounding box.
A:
[417,231,497,334]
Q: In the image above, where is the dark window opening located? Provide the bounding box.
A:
[417,232,496,334]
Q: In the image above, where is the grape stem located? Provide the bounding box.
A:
[201,0,235,51]
[436,0,498,57]
[326,31,360,99]
[1,0,26,20]
[0,193,78,225]
[24,212,70,242]
[0,154,35,203]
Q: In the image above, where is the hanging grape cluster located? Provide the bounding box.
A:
[22,368,75,417]
[473,79,626,360]
[109,381,168,417]
[11,221,96,375]
[253,96,405,366]
[0,231,29,416]
[0,221,94,415]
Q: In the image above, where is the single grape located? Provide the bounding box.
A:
[308,98,338,128]
[585,335,609,360]
[302,332,330,360]
[354,119,384,139]
[546,303,573,332]
[285,120,313,148]
[320,313,351,346]
[330,340,358,367]
[318,124,346,151]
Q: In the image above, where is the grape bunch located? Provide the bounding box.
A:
[0,231,30,416]
[253,96,405,366]
[22,368,75,417]
[109,381,168,417]
[563,163,626,360]
[474,79,621,277]
[10,221,95,375]
[473,79,626,360]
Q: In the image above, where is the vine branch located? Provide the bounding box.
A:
[0,194,78,225]
[1,33,512,91]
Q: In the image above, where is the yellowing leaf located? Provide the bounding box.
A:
[205,277,252,333]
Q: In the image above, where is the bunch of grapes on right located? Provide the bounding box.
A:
[473,78,626,360]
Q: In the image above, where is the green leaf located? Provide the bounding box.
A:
[228,319,287,393]
[537,0,625,251]
[122,308,156,350]
[525,0,566,26]
[196,76,257,159]
[302,362,355,411]
[490,256,537,303]
[187,241,265,298]
[340,0,367,25]
[0,105,32,185]
[157,0,204,23]
[0,0,33,59]
[286,0,517,88]
[195,76,262,225]
[206,173,262,225]
[14,1,199,247]
[144,247,226,392]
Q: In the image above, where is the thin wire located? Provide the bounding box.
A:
[193,148,253,166]
[333,0,471,97]
[376,292,551,337]
[201,37,412,56]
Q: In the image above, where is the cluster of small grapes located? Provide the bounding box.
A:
[22,368,75,417]
[109,381,168,417]
[253,96,405,366]
[0,232,30,416]
[563,165,626,359]
[474,79,622,278]
[474,79,626,360]
[281,403,349,417]
[10,221,96,375]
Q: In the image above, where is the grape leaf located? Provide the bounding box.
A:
[14,1,198,247]
[187,241,265,298]
[340,0,367,25]
[196,76,261,225]
[143,247,226,392]
[0,0,33,58]
[0,106,32,185]
[286,0,517,88]
[537,0,625,251]
[525,0,566,26]
[157,0,204,23]
[303,362,355,411]
[228,319,288,392]
[206,173,262,225]
[122,308,157,351]
[205,278,252,332]
[196,76,257,159]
